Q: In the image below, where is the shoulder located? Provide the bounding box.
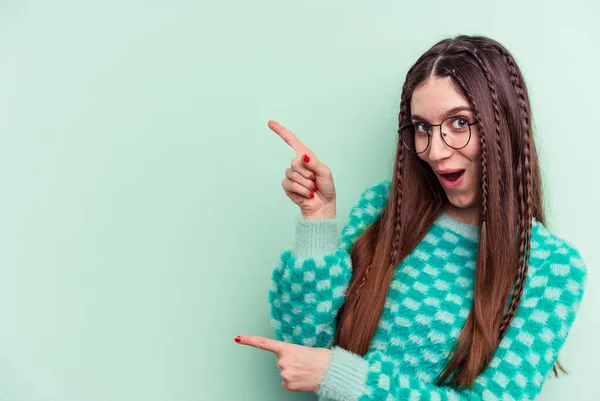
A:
[354,178,391,208]
[339,179,391,250]
[527,220,588,302]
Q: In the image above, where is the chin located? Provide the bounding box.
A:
[446,193,477,209]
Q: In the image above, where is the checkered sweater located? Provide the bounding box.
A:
[268,179,588,401]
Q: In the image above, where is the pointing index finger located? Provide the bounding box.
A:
[236,335,284,355]
[268,120,311,156]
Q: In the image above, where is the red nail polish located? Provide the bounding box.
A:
[310,192,315,199]
[313,185,317,191]
[234,336,241,343]
[303,154,310,163]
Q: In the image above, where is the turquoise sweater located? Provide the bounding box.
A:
[268,179,587,401]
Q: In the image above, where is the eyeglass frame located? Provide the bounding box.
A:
[398,116,479,154]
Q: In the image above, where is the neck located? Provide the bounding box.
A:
[444,203,479,226]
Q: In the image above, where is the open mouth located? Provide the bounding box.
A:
[439,170,465,182]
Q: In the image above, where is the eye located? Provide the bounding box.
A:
[452,117,470,130]
[414,122,431,134]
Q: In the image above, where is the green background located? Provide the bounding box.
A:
[0,1,597,400]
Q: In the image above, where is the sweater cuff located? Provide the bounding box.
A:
[315,346,369,401]
[293,216,338,260]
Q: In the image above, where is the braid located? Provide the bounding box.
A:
[354,66,413,298]
[389,63,417,267]
[498,132,532,338]
[501,147,527,335]
[391,107,406,266]
[450,70,488,222]
[390,66,416,272]
[480,127,489,221]
[468,49,504,197]
[497,47,532,338]
[468,47,531,341]
[496,47,533,340]
[448,70,493,352]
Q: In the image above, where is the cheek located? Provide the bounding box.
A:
[460,129,482,164]
[468,128,482,158]
[466,144,481,162]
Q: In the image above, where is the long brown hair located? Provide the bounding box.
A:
[332,35,565,388]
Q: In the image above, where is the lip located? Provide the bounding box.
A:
[436,169,465,189]
[435,168,465,175]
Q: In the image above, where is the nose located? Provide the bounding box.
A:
[427,126,453,162]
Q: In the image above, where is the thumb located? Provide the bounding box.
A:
[303,154,331,179]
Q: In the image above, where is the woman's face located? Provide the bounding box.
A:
[410,76,482,211]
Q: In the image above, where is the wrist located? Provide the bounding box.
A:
[315,349,334,391]
[294,217,338,259]
[303,204,336,220]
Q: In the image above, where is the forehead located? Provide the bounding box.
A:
[410,76,471,119]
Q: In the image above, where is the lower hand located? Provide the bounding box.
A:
[234,334,332,392]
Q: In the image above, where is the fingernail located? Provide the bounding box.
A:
[234,336,241,343]
[303,154,310,163]
[310,193,315,199]
[313,185,317,191]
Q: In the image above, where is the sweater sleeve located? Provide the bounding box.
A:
[316,245,588,401]
[268,179,390,348]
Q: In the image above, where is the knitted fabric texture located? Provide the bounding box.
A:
[269,179,587,401]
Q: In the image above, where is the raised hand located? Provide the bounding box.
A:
[268,120,336,220]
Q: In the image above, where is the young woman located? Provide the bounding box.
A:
[235,35,588,401]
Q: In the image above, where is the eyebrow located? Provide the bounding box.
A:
[411,106,473,122]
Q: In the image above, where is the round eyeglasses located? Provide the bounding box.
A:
[398,116,478,154]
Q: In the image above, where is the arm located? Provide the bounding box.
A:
[269,180,391,348]
[316,246,588,401]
